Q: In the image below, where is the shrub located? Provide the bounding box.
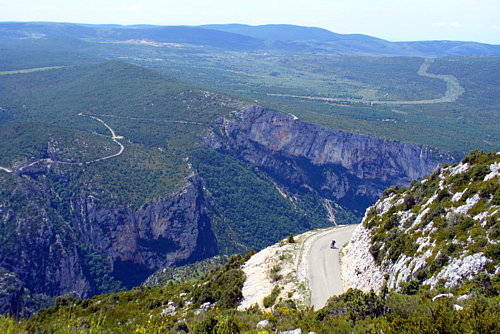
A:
[382,185,399,198]
[193,314,218,334]
[191,255,246,309]
[461,150,484,164]
[318,289,386,322]
[263,286,281,308]
[269,265,283,282]
[399,280,421,295]
[214,315,240,334]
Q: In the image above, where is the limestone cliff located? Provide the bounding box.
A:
[207,106,453,212]
[0,170,216,315]
[342,151,499,293]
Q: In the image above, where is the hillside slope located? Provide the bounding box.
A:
[0,60,468,316]
[1,152,499,333]
[343,150,499,293]
[0,22,499,56]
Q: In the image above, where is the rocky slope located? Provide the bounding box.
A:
[0,167,217,315]
[0,105,455,316]
[342,151,499,292]
[207,106,453,213]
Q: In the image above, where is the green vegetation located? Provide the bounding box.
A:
[190,255,247,310]
[1,256,498,333]
[366,151,499,283]
[263,286,281,308]
[144,256,229,287]
[269,265,283,283]
[1,35,499,154]
[190,148,332,253]
[0,35,498,320]
[128,49,499,153]
[2,37,498,153]
[0,38,98,71]
[0,60,247,209]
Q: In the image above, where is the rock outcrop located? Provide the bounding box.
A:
[341,224,385,293]
[207,106,453,212]
[72,175,217,287]
[342,151,499,292]
[0,171,217,315]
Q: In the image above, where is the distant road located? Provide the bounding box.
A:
[86,113,205,125]
[0,66,66,76]
[304,225,358,310]
[268,58,464,105]
[2,113,126,174]
[0,166,13,173]
[79,113,125,163]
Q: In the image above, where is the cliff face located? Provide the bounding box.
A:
[207,106,452,212]
[0,106,456,315]
[342,151,499,293]
[72,175,216,287]
[0,170,216,315]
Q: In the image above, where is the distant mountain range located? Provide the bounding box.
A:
[0,22,499,56]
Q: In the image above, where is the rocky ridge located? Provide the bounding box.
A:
[342,151,499,292]
[207,106,454,213]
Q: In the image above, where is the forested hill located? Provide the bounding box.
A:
[0,21,499,56]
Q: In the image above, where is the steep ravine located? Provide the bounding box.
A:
[0,106,455,315]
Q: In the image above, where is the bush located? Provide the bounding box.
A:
[263,286,281,308]
[214,315,240,334]
[318,289,386,322]
[193,314,218,334]
[399,280,421,295]
[192,255,246,309]
[269,265,283,282]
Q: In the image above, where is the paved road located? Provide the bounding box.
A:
[307,224,358,310]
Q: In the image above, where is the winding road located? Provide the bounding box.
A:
[0,113,125,173]
[79,113,125,163]
[268,58,464,105]
[302,224,358,310]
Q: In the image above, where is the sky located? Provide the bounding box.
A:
[1,0,499,44]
